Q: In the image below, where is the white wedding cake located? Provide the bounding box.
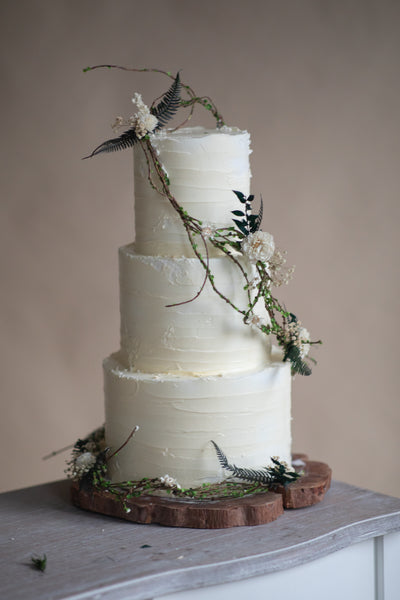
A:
[103,126,292,489]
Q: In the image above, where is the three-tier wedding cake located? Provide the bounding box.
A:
[75,68,317,498]
[103,126,292,489]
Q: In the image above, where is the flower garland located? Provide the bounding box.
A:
[66,426,301,501]
[84,66,321,374]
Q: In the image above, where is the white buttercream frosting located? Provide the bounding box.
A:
[104,354,292,488]
[103,126,293,487]
[134,127,252,257]
[119,244,271,374]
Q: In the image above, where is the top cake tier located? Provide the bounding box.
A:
[134,126,251,257]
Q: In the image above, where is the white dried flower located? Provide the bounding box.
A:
[248,275,261,290]
[298,327,311,358]
[159,474,181,489]
[282,320,311,358]
[267,248,295,287]
[241,231,275,264]
[131,92,158,138]
[200,223,215,239]
[70,451,96,479]
[247,313,267,330]
[111,116,124,132]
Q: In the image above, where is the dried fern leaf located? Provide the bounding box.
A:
[211,441,274,485]
[211,441,300,486]
[83,127,139,159]
[152,72,182,128]
[255,195,263,232]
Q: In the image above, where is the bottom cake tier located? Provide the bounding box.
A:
[104,354,292,489]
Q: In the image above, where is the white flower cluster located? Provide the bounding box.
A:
[68,451,96,480]
[241,231,275,264]
[111,93,158,139]
[267,248,295,287]
[131,92,158,138]
[284,321,311,358]
[159,474,182,489]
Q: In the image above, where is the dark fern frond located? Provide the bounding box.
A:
[152,72,181,128]
[211,440,229,469]
[283,344,312,376]
[211,441,300,486]
[83,127,139,159]
[254,195,263,232]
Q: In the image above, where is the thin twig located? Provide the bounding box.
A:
[42,444,74,460]
[107,426,139,461]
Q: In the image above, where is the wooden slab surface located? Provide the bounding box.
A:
[280,455,332,509]
[71,484,284,528]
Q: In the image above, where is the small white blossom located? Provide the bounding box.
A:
[298,327,311,358]
[68,451,97,479]
[75,451,96,468]
[292,458,306,467]
[200,223,216,239]
[241,231,275,264]
[248,275,261,290]
[111,116,124,132]
[247,313,267,330]
[159,474,181,489]
[131,92,158,138]
[282,320,311,357]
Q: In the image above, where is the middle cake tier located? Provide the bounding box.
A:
[119,243,271,375]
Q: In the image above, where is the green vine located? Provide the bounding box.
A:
[84,66,321,374]
[66,427,302,503]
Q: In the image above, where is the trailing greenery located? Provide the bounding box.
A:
[83,66,321,375]
[66,428,302,507]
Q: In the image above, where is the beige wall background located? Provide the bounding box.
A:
[0,0,399,497]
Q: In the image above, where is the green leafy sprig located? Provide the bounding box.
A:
[31,554,47,573]
[231,191,263,236]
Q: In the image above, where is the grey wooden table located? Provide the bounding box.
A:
[1,479,399,600]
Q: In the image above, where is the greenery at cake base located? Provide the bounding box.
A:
[66,426,301,510]
[93,478,277,510]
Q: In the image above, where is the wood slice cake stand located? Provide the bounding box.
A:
[71,455,332,529]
